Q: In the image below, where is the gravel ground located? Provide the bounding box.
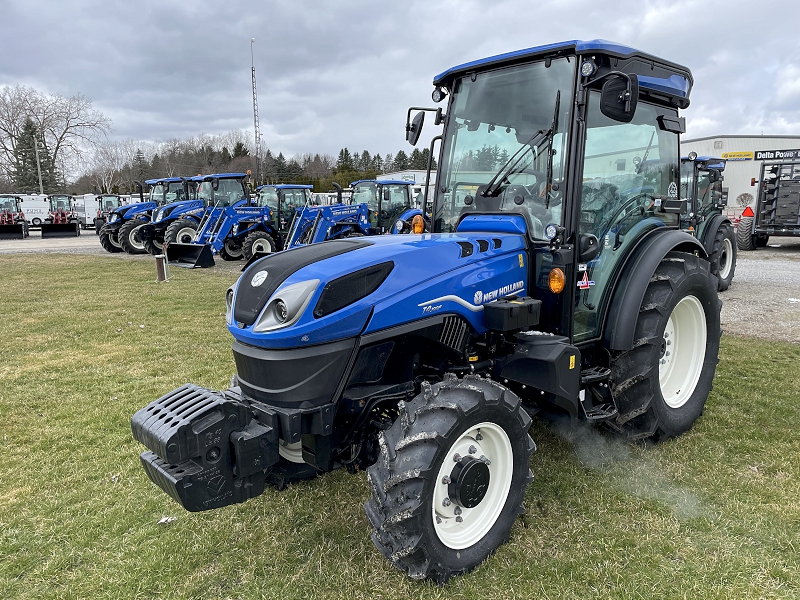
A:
[3,231,800,343]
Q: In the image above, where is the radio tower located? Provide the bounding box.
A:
[251,38,262,184]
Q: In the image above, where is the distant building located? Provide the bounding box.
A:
[682,135,800,219]
[378,170,437,207]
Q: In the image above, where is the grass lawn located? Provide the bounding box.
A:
[0,253,798,599]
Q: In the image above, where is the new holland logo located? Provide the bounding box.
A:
[474,290,483,304]
[251,270,269,287]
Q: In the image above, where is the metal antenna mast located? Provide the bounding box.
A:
[251,38,262,184]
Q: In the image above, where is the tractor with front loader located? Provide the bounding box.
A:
[137,177,200,255]
[679,154,735,290]
[0,195,29,239]
[41,194,81,238]
[132,40,721,583]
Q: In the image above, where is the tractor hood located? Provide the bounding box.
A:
[113,202,157,219]
[153,199,205,223]
[227,232,529,349]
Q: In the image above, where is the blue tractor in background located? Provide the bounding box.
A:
[285,179,420,248]
[99,182,160,254]
[136,177,200,255]
[245,184,314,257]
[133,41,722,583]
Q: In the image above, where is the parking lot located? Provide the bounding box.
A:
[3,230,799,343]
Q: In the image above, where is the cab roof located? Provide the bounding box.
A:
[351,179,413,187]
[257,184,313,190]
[682,156,726,170]
[191,173,247,182]
[145,177,184,185]
[433,39,693,101]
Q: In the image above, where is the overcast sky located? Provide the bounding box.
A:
[1,0,799,160]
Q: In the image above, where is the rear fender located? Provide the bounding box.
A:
[700,214,730,252]
[603,229,706,351]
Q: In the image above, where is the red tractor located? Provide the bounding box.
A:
[42,194,80,238]
[0,195,29,239]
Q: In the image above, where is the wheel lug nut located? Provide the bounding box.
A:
[443,497,451,507]
[455,516,463,523]
[442,476,451,485]
[469,445,477,454]
[453,453,462,462]
[454,506,462,515]
[480,455,491,465]
[475,432,483,441]
[667,340,671,346]
[660,359,666,365]
[664,332,669,338]
[666,351,670,357]
[436,516,442,524]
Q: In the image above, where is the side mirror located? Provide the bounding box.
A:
[578,233,600,263]
[600,74,638,123]
[708,170,721,183]
[406,111,424,146]
[383,188,391,202]
[211,179,219,191]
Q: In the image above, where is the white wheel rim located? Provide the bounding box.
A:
[719,237,733,279]
[175,227,196,244]
[432,422,513,550]
[224,239,244,258]
[33,218,41,226]
[128,224,146,250]
[659,295,706,409]
[252,237,273,255]
[279,441,304,464]
[108,232,122,248]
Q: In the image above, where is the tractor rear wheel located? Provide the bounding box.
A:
[243,231,277,261]
[164,219,198,246]
[608,252,721,441]
[98,225,121,253]
[119,220,148,254]
[365,374,534,584]
[736,216,755,251]
[710,222,736,291]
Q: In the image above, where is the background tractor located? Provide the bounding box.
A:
[137,177,200,255]
[41,194,81,238]
[93,194,125,234]
[0,194,29,239]
[737,160,800,251]
[133,40,720,584]
[680,154,735,290]
[99,182,160,254]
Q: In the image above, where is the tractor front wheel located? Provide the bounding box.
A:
[143,235,163,256]
[609,252,721,441]
[164,219,198,246]
[243,231,277,261]
[219,238,244,261]
[710,222,736,291]
[119,220,148,254]
[98,225,121,253]
[365,375,534,583]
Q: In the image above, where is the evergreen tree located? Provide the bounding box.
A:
[220,146,232,165]
[275,152,288,179]
[393,150,410,171]
[383,153,393,173]
[12,118,56,192]
[336,148,354,172]
[232,141,249,158]
[133,148,148,183]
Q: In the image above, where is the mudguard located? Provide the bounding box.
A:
[603,228,706,351]
[700,214,730,253]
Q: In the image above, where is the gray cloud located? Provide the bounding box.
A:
[1,0,798,160]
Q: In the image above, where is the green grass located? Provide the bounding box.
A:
[0,253,798,599]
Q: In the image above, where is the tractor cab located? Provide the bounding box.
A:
[680,155,726,233]
[195,173,249,208]
[0,195,23,216]
[148,177,195,206]
[48,194,76,218]
[42,194,80,237]
[0,195,28,239]
[255,184,312,232]
[351,180,413,233]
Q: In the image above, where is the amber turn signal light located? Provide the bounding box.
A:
[548,268,565,294]
[412,214,425,234]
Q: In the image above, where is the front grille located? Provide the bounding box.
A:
[440,316,468,352]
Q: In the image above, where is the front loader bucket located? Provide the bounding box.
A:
[0,224,26,239]
[166,242,215,268]
[41,223,81,238]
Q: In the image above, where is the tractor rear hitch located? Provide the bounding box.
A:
[131,384,279,512]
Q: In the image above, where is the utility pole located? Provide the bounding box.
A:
[251,38,262,185]
[32,130,44,195]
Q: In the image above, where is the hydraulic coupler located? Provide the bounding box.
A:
[131,383,279,512]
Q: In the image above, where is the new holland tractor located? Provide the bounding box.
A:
[0,194,29,239]
[166,172,267,268]
[132,40,721,583]
[285,180,420,248]
[99,182,161,254]
[679,154,735,290]
[136,177,200,255]
[41,194,81,238]
[247,184,313,255]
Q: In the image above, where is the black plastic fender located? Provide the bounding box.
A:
[603,228,706,351]
[700,214,730,253]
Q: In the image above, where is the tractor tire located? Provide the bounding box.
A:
[143,235,163,256]
[164,218,198,246]
[219,238,244,261]
[608,252,721,441]
[755,234,769,248]
[98,225,122,253]
[32,217,42,227]
[365,374,535,584]
[242,231,277,261]
[736,216,755,251]
[710,222,736,291]
[119,220,148,254]
[94,218,104,235]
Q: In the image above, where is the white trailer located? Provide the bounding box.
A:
[19,194,50,226]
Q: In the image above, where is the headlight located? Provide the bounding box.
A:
[109,214,119,223]
[252,279,319,333]
[225,286,235,325]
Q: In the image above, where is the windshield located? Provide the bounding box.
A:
[149,182,189,204]
[49,195,71,211]
[257,186,279,211]
[352,182,378,211]
[99,195,120,211]
[197,178,246,207]
[435,57,575,238]
[0,197,17,211]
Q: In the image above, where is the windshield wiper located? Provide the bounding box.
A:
[544,90,561,209]
[635,131,655,174]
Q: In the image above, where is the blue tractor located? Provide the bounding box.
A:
[680,155,735,290]
[136,177,201,255]
[246,184,314,256]
[99,182,160,254]
[285,179,420,248]
[133,41,721,583]
[165,172,262,267]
